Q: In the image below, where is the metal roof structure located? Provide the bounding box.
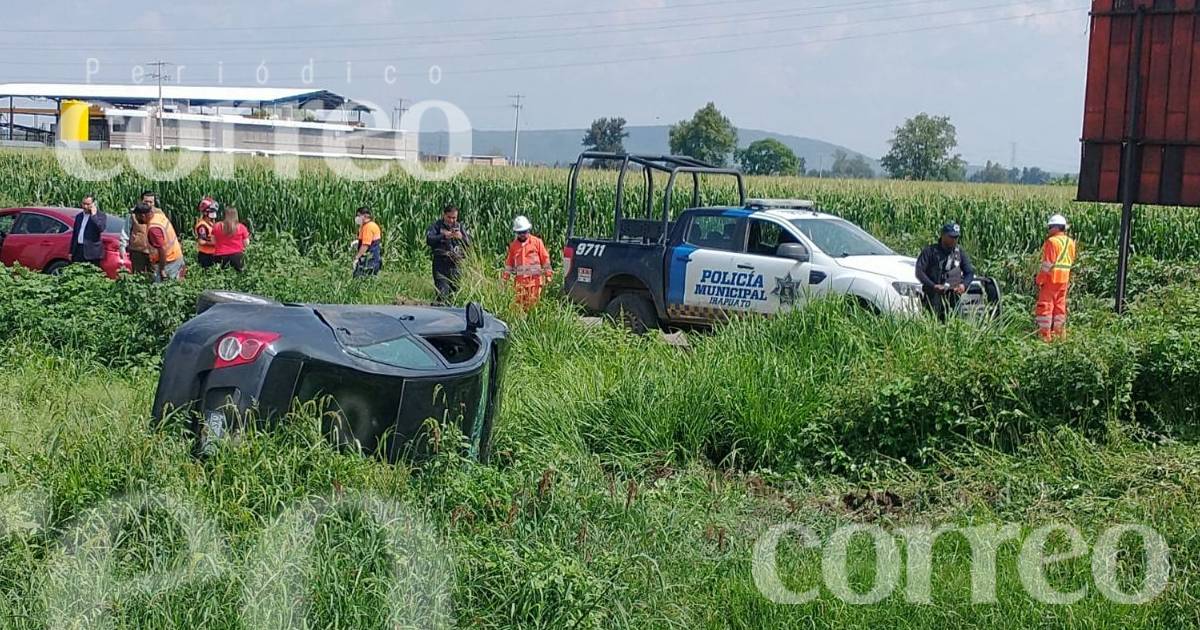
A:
[0,83,356,108]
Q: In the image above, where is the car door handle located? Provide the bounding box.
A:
[737,264,755,270]
[675,256,692,262]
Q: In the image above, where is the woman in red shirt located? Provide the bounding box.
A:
[211,206,250,272]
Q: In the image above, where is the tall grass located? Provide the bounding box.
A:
[4,153,1200,627]
[3,274,1200,628]
[3,148,1199,264]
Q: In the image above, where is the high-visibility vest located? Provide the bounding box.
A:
[1038,233,1076,285]
[148,213,183,264]
[194,217,217,255]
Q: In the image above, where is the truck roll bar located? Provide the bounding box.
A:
[566,151,747,243]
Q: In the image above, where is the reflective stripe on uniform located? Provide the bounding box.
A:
[513,263,547,277]
[1049,235,1075,284]
[1051,235,1074,269]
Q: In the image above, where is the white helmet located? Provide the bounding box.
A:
[512,215,532,233]
[1047,214,1069,229]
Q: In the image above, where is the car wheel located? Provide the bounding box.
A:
[195,290,278,315]
[605,292,659,335]
[44,260,69,275]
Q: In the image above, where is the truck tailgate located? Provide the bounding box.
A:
[564,239,667,313]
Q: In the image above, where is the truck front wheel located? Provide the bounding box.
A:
[605,293,659,335]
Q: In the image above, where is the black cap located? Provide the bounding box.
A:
[941,222,961,238]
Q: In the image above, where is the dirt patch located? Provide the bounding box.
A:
[838,490,905,519]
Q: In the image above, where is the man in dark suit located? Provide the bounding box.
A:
[70,195,108,266]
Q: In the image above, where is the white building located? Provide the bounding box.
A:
[0,83,417,161]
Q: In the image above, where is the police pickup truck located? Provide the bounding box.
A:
[561,152,999,331]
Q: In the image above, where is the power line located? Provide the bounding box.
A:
[0,0,796,35]
[418,6,1089,80]
[0,0,1059,67]
[0,6,1087,82]
[0,0,989,53]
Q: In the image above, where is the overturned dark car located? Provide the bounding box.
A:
[152,291,508,462]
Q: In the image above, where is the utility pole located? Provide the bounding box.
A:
[392,99,407,130]
[508,94,524,164]
[146,60,173,151]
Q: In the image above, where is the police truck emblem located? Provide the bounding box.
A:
[772,273,802,306]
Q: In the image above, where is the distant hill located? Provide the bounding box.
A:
[419,125,881,174]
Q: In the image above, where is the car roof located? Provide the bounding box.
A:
[2,207,126,220]
[687,206,843,222]
[1,207,87,220]
[755,208,842,222]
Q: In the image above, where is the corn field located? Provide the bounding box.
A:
[3,148,1199,264]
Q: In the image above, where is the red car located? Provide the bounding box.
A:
[0,207,130,279]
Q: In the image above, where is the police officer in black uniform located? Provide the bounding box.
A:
[916,222,976,322]
[425,204,472,304]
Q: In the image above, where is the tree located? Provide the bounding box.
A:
[1019,167,1051,186]
[1049,173,1079,186]
[970,161,1012,184]
[669,103,738,166]
[737,139,803,176]
[829,149,875,179]
[880,113,966,181]
[581,117,629,155]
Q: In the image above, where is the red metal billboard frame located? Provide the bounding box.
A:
[1078,0,1200,311]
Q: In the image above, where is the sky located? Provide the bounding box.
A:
[1,0,1091,171]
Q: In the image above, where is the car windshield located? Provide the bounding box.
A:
[346,336,441,370]
[789,218,894,258]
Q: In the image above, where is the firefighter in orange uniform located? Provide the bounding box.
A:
[194,196,219,268]
[503,215,552,310]
[1035,214,1076,341]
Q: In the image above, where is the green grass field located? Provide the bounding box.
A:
[2,149,1199,628]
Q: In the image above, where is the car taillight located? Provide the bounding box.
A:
[214,331,280,369]
[562,246,574,276]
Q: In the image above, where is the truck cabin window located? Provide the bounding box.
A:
[686,215,741,251]
[746,219,798,256]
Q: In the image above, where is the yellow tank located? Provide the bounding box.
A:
[59,100,89,142]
